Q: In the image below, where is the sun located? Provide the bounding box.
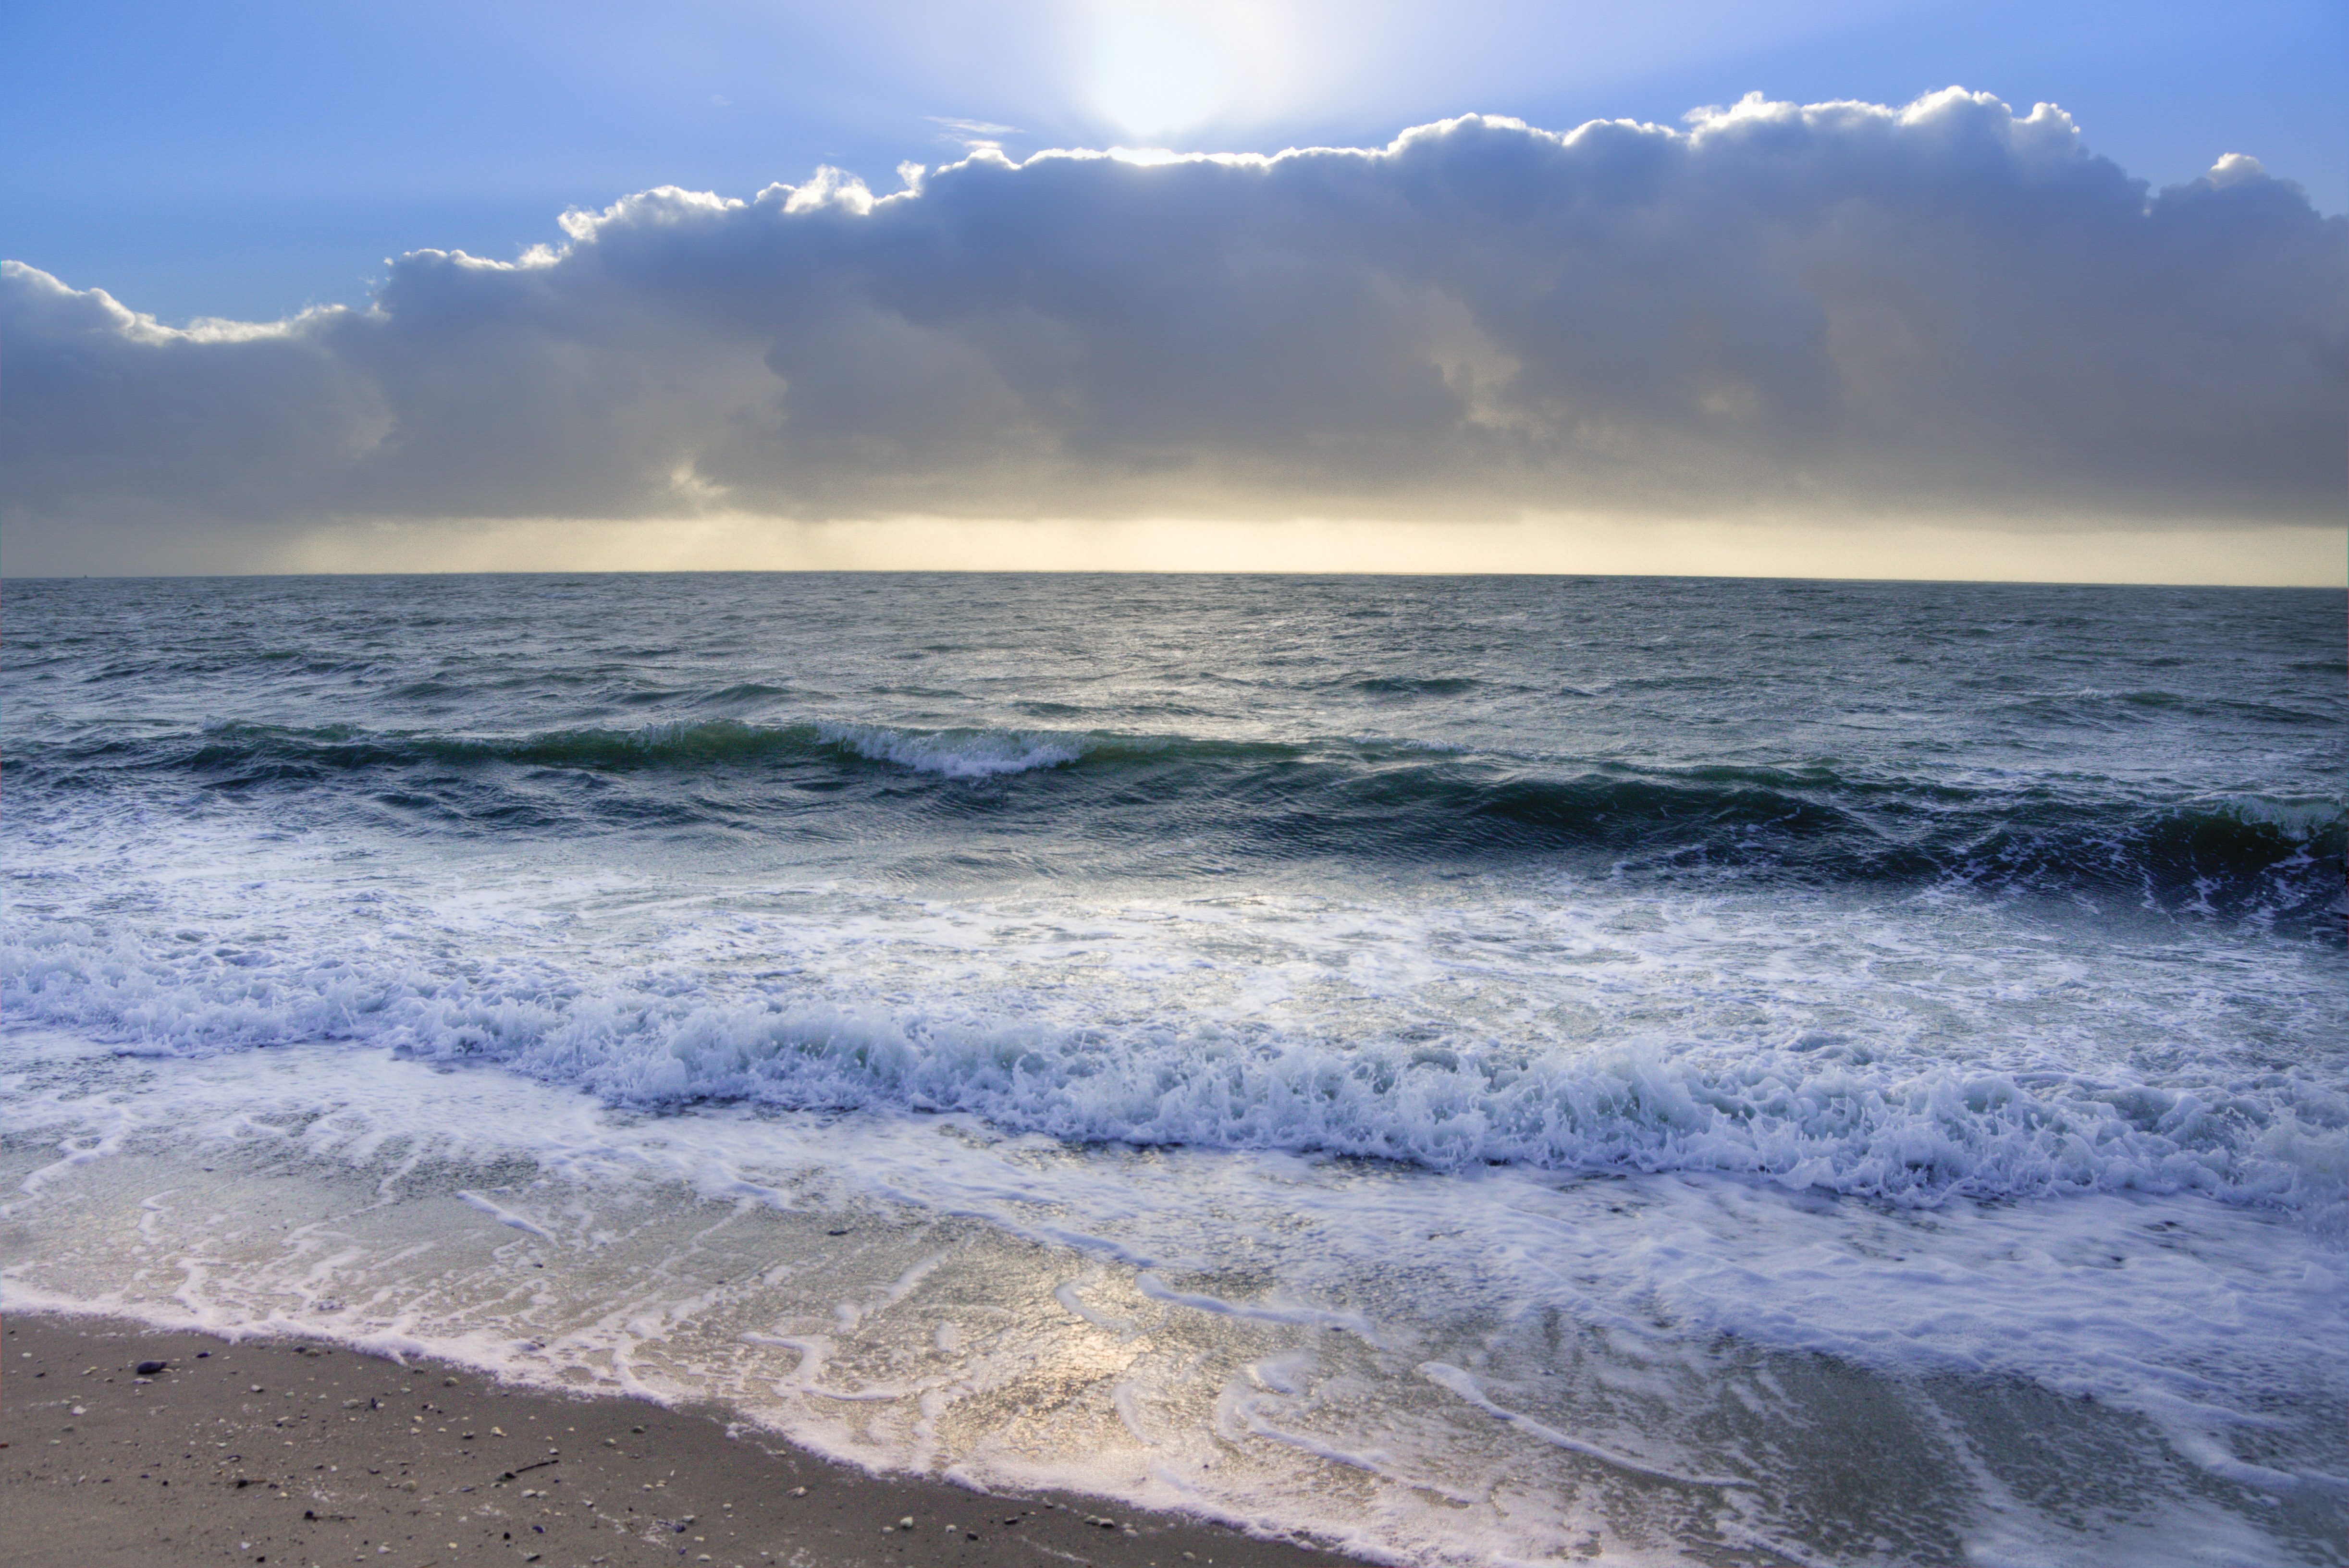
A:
[1085,1,1267,143]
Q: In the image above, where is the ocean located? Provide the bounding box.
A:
[3,571,2342,1567]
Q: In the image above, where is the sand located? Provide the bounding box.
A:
[1,1313,1380,1568]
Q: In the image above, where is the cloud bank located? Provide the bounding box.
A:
[4,89,2344,573]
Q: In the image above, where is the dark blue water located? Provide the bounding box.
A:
[9,573,2339,918]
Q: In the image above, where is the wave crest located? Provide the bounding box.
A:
[813,722,1083,778]
[6,923,2340,1216]
[12,719,2342,929]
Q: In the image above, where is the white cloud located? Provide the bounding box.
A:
[928,116,1025,136]
[928,115,1024,156]
[3,88,2342,571]
[2205,152,2268,189]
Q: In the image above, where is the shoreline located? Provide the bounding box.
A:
[0,1311,1382,1568]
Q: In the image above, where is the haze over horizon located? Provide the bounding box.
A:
[2,1,2343,583]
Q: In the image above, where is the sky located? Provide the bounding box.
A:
[2,0,2344,581]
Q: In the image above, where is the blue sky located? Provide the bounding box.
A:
[3,1,2342,581]
[6,0,2343,325]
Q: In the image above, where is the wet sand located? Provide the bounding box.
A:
[1,1313,1381,1568]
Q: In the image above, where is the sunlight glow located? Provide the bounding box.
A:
[253,513,2348,588]
[1086,2,1264,140]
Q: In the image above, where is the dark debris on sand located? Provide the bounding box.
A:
[2,1315,1376,1568]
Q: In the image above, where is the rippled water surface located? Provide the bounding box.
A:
[5,573,2343,1567]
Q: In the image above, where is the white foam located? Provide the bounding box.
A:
[455,1188,560,1239]
[818,721,1085,777]
[5,1034,2341,1568]
[1417,1362,1754,1488]
[6,890,2342,1217]
[5,789,2344,1564]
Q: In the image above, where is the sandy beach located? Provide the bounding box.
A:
[1,1314,1378,1568]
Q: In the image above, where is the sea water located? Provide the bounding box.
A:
[2,573,2341,1567]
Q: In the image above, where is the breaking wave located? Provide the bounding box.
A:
[5,919,2342,1216]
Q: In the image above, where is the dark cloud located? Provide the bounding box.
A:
[5,89,2343,564]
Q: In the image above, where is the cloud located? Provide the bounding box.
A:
[928,116,1024,136]
[4,88,2343,570]
[928,116,1023,155]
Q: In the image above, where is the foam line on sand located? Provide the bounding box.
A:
[0,1312,1380,1568]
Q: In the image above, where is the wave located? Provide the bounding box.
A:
[12,720,2342,930]
[59,718,1092,782]
[817,722,1085,779]
[4,921,2341,1215]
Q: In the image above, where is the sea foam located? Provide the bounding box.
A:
[8,911,2341,1217]
[815,721,1085,778]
